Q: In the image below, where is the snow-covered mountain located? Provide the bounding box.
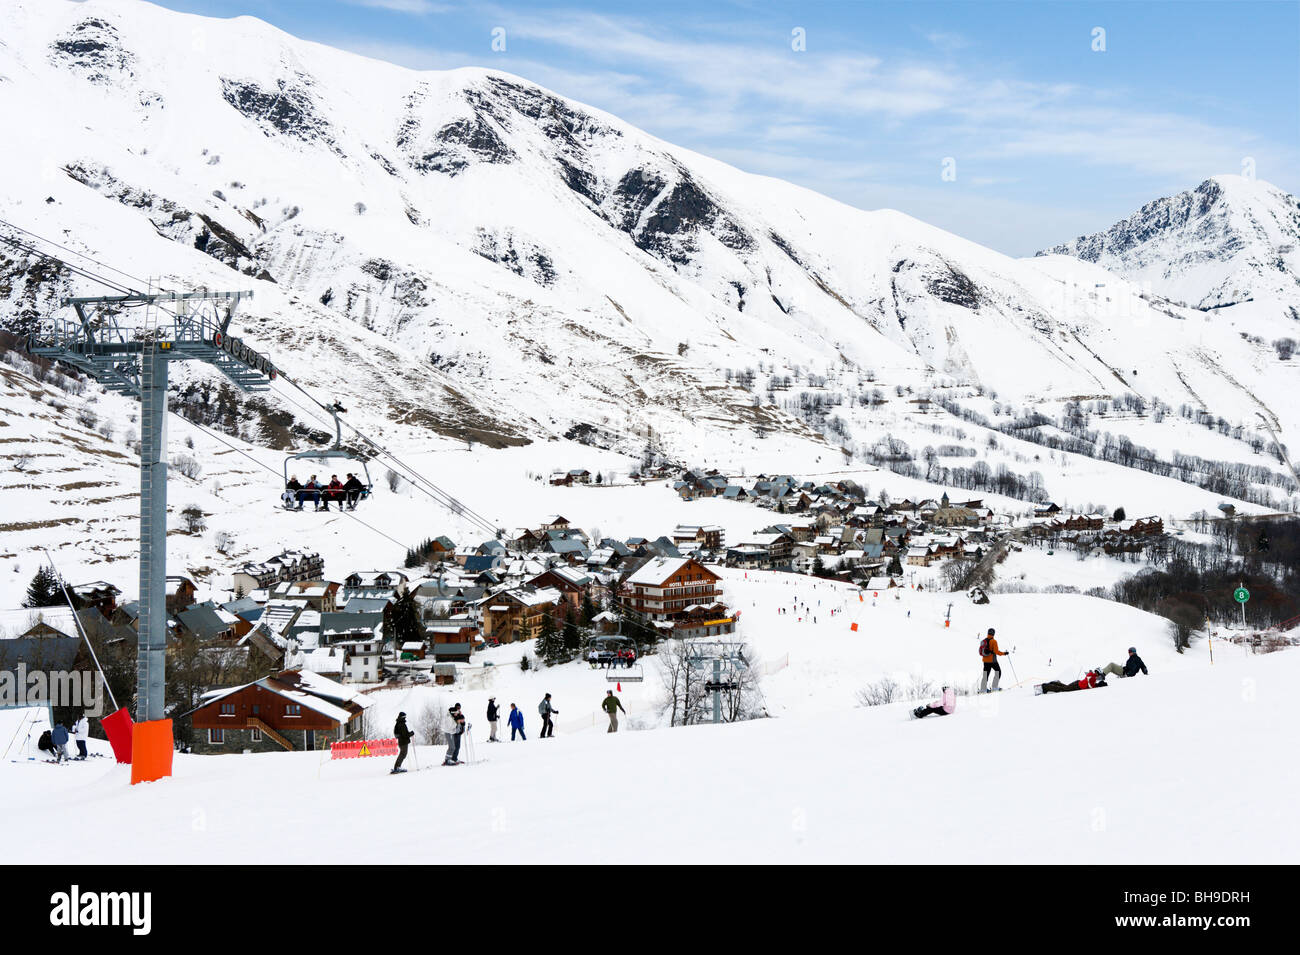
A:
[0,0,1297,488]
[1042,175,1300,321]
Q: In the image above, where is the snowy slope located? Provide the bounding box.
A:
[4,572,1294,864]
[1042,175,1300,320]
[0,0,1296,465]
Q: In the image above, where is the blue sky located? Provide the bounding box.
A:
[143,0,1298,255]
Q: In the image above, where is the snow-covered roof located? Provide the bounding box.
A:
[625,556,692,586]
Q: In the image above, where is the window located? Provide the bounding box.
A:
[250,727,263,742]
[208,728,224,744]
[285,704,302,717]
[220,703,236,717]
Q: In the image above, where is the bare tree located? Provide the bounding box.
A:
[656,639,708,726]
[855,676,901,707]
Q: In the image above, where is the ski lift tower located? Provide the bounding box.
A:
[686,640,750,724]
[28,289,277,780]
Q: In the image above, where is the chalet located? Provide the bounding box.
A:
[539,515,571,531]
[1060,514,1105,532]
[425,536,457,563]
[318,611,384,648]
[425,620,480,662]
[480,587,562,644]
[671,524,725,550]
[342,570,409,594]
[165,576,198,614]
[528,566,592,614]
[187,669,372,754]
[331,637,383,683]
[270,579,341,613]
[175,602,240,642]
[1033,502,1062,518]
[232,550,324,594]
[620,557,723,623]
[0,607,82,670]
[734,532,794,568]
[70,581,121,618]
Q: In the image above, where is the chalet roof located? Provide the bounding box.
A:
[176,604,237,641]
[624,557,713,587]
[343,596,391,614]
[319,611,384,636]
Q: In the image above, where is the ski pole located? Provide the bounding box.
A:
[1006,650,1019,686]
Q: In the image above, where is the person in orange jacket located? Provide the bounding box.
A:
[979,627,1009,693]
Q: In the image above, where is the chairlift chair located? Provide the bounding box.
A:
[281,401,373,509]
[588,635,643,683]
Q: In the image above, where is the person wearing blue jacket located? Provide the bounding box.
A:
[51,722,70,762]
[507,703,525,741]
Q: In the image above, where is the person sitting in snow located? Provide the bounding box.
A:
[913,686,956,719]
[1100,647,1148,680]
[1040,669,1107,694]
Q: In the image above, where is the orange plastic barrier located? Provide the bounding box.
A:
[129,719,174,785]
[850,622,859,632]
[331,737,398,759]
[101,706,134,764]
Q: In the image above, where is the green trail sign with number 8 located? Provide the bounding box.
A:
[1234,588,1250,603]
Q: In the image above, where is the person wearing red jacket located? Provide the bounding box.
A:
[979,627,1010,693]
[1040,669,1108,694]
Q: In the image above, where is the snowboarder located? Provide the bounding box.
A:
[508,703,525,741]
[538,693,558,738]
[913,686,956,719]
[37,728,55,759]
[602,690,626,733]
[979,627,1009,692]
[487,697,500,742]
[1040,670,1107,694]
[71,713,88,760]
[1100,647,1149,680]
[444,704,465,765]
[50,722,70,762]
[392,711,413,773]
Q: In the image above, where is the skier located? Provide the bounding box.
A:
[37,728,55,759]
[487,697,501,742]
[71,712,88,760]
[323,475,345,511]
[507,703,525,741]
[979,627,1009,693]
[343,472,365,509]
[1040,670,1107,694]
[602,690,626,733]
[912,686,956,719]
[283,475,302,510]
[443,704,465,765]
[50,722,70,762]
[392,711,413,773]
[301,475,323,510]
[538,693,558,738]
[1100,647,1149,680]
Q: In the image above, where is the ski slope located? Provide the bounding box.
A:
[3,645,1293,864]
[3,571,1292,864]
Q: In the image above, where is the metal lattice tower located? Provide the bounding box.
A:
[28,289,276,723]
[686,640,750,724]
